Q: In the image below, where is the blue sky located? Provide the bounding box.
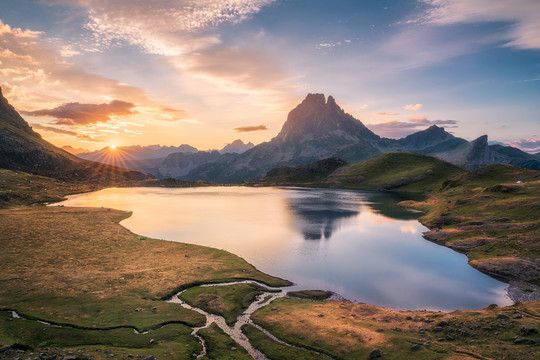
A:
[0,0,539,152]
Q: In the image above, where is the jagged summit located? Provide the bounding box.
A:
[275,93,379,143]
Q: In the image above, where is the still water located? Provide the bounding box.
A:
[59,186,510,310]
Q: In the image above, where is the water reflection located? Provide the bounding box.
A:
[286,189,361,240]
[58,186,511,310]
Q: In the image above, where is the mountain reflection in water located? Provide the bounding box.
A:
[286,189,361,240]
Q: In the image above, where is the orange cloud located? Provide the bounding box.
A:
[30,123,102,141]
[373,112,400,116]
[0,19,186,118]
[234,124,267,132]
[404,104,423,110]
[22,100,137,125]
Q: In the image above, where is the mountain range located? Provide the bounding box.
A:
[0,87,151,182]
[133,93,538,183]
[3,89,538,184]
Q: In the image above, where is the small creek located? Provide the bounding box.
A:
[167,280,331,359]
[6,280,332,360]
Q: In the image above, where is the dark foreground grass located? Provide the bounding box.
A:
[0,311,201,359]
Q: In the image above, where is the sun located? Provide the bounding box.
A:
[110,145,117,150]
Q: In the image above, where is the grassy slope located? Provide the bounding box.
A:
[252,298,540,360]
[402,164,540,284]
[250,152,466,194]
[0,203,289,357]
[328,152,465,193]
[0,169,97,208]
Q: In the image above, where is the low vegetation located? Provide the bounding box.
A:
[179,283,276,325]
[248,152,466,194]
[241,324,324,359]
[287,290,333,301]
[252,297,540,360]
[198,323,252,359]
[402,164,540,286]
[0,204,289,357]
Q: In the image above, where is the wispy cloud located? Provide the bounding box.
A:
[46,1,293,98]
[30,123,101,141]
[367,117,457,138]
[404,104,423,110]
[22,100,137,126]
[505,136,540,153]
[0,19,186,115]
[373,112,400,116]
[418,0,540,50]
[234,124,267,132]
[51,0,277,55]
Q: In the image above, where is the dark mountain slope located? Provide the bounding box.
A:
[0,87,151,182]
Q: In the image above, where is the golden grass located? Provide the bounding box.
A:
[253,298,540,360]
[0,206,288,329]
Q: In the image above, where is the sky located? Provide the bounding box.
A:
[0,0,539,152]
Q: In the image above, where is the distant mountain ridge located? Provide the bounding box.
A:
[8,90,537,183]
[0,87,151,182]
[166,94,538,183]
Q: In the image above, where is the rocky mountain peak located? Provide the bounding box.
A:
[275,93,377,143]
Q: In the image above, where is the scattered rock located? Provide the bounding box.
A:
[437,320,449,327]
[230,347,236,351]
[513,313,523,319]
[432,327,443,333]
[520,325,538,335]
[410,344,421,351]
[369,349,382,358]
[497,313,509,320]
[514,337,529,344]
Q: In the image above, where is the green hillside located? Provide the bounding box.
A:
[328,152,465,192]
[251,152,466,194]
[404,164,540,284]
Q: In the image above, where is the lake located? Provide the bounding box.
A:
[59,186,511,310]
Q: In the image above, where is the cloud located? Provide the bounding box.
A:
[234,124,267,132]
[505,136,540,153]
[51,0,277,56]
[46,1,292,98]
[30,123,101,141]
[0,19,187,119]
[367,117,458,138]
[409,115,428,123]
[373,112,400,116]
[418,0,540,50]
[184,46,290,90]
[404,104,423,110]
[22,100,137,125]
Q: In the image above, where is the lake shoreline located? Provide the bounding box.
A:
[2,198,539,359]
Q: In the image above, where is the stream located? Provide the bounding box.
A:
[6,280,333,360]
[167,280,331,359]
